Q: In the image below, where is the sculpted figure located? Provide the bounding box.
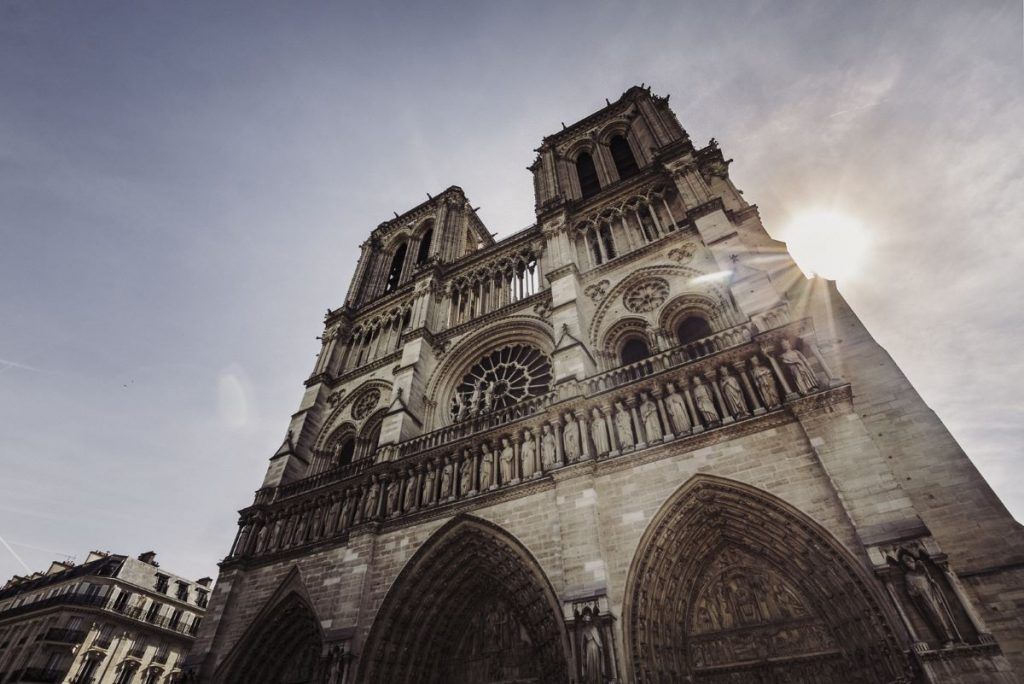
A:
[579,608,605,684]
[614,401,634,448]
[540,423,558,467]
[563,414,581,462]
[386,478,400,515]
[440,459,454,499]
[469,380,484,415]
[692,376,719,424]
[590,408,610,455]
[750,356,780,408]
[520,429,537,478]
[482,381,496,412]
[460,454,475,495]
[451,394,465,422]
[325,498,340,535]
[499,437,515,483]
[255,524,268,554]
[779,338,819,394]
[719,366,748,418]
[403,470,417,512]
[422,466,436,505]
[664,382,691,433]
[640,392,662,441]
[338,488,355,530]
[479,443,495,489]
[896,549,961,647]
[363,477,380,520]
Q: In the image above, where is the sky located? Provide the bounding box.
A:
[1,0,1021,583]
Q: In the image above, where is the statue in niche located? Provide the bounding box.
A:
[403,469,417,512]
[578,607,605,684]
[460,454,475,495]
[664,382,691,433]
[779,338,819,394]
[614,400,634,448]
[750,356,780,408]
[440,459,454,499]
[255,525,268,554]
[386,478,400,516]
[363,477,380,520]
[891,548,962,647]
[339,488,355,529]
[480,443,495,489]
[692,376,719,424]
[499,437,515,483]
[482,381,496,413]
[451,394,465,422]
[422,466,436,505]
[590,408,610,455]
[521,429,537,478]
[640,392,662,441]
[325,498,340,535]
[563,413,581,462]
[719,366,748,418]
[469,380,484,415]
[540,423,558,467]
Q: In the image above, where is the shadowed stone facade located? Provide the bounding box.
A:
[182,86,1024,683]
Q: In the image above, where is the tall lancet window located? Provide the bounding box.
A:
[416,226,433,265]
[576,152,601,199]
[610,135,639,180]
[384,242,407,293]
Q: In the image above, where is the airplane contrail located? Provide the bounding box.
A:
[0,533,33,574]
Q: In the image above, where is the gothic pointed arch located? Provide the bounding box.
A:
[358,515,572,684]
[215,567,325,684]
[623,475,908,683]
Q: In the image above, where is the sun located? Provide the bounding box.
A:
[779,209,869,282]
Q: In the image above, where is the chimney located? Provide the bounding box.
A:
[196,577,213,587]
[137,551,158,566]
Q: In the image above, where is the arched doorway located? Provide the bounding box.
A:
[358,516,572,683]
[218,590,324,684]
[623,476,908,683]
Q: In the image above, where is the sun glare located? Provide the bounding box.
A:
[780,210,869,282]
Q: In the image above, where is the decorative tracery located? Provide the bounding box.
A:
[450,344,552,421]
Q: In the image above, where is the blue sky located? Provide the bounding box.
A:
[1,0,1021,582]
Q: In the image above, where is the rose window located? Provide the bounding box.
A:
[351,388,381,420]
[450,344,552,421]
[623,277,670,313]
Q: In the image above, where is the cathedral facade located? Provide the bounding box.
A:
[183,87,1024,683]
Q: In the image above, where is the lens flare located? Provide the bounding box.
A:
[780,210,869,281]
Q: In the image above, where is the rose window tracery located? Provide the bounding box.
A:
[450,344,552,421]
[623,277,669,313]
[351,388,381,420]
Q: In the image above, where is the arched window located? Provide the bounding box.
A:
[620,337,651,365]
[384,243,407,293]
[336,438,356,467]
[676,315,713,345]
[575,152,601,199]
[610,135,639,180]
[416,227,433,265]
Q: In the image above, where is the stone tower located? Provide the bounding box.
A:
[183,86,1024,684]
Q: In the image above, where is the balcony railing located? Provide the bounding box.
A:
[229,318,844,563]
[37,627,86,644]
[0,593,199,639]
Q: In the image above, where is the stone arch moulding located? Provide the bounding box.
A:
[657,292,730,339]
[588,264,730,346]
[622,474,910,683]
[314,379,393,453]
[214,566,326,684]
[424,315,555,428]
[356,514,573,684]
[601,316,655,368]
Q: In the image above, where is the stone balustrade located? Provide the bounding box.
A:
[225,319,841,565]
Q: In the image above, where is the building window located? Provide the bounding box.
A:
[575,152,601,199]
[610,134,639,179]
[195,590,209,609]
[114,664,137,684]
[415,227,433,265]
[676,315,713,346]
[336,438,356,467]
[620,337,651,365]
[175,582,189,602]
[145,602,160,622]
[383,243,408,293]
[113,591,131,613]
[168,609,182,630]
[154,574,169,594]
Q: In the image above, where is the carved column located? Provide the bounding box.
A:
[736,360,765,415]
[604,405,621,456]
[706,370,732,425]
[653,388,674,441]
[765,349,798,400]
[682,383,703,433]
[628,397,646,449]
[554,417,565,467]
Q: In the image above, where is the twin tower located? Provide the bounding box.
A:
[183,86,1024,683]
